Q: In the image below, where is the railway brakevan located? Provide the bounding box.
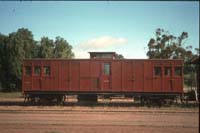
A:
[22,52,184,104]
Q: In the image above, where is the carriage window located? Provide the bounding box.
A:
[103,63,110,75]
[25,66,31,76]
[154,67,161,76]
[44,66,50,76]
[175,67,182,76]
[165,67,171,76]
[34,66,41,75]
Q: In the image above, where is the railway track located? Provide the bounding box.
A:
[0,108,198,114]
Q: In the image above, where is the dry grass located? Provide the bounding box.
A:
[0,92,22,98]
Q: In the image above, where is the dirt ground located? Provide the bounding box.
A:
[0,97,199,133]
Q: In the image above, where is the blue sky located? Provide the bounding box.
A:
[0,1,199,58]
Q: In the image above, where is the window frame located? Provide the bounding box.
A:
[164,67,172,77]
[34,66,41,76]
[43,66,51,76]
[25,66,32,76]
[154,66,162,77]
[103,63,111,75]
[174,66,182,77]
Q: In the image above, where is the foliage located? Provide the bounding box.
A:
[0,28,74,92]
[8,28,36,78]
[116,54,124,59]
[146,28,193,60]
[38,37,54,58]
[0,34,8,91]
[53,36,74,58]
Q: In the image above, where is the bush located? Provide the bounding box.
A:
[185,90,196,101]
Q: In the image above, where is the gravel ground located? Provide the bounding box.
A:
[0,97,199,133]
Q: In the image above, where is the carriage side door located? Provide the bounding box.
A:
[123,61,134,92]
[173,65,183,92]
[23,61,32,91]
[41,61,52,91]
[101,62,111,91]
[32,61,42,91]
[60,61,69,91]
[133,61,144,92]
[163,65,172,92]
[153,63,162,92]
[70,61,80,91]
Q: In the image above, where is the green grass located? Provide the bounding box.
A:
[0,92,22,98]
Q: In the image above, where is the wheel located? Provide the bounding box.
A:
[56,95,65,105]
[78,95,98,103]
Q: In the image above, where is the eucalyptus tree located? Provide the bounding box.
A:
[146,28,193,60]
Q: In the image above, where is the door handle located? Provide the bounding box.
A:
[103,80,110,83]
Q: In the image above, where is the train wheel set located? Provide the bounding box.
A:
[23,93,182,106]
[24,94,65,105]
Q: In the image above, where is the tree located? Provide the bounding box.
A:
[8,28,36,78]
[116,54,124,59]
[146,28,193,60]
[0,34,9,90]
[0,28,75,91]
[53,36,74,58]
[38,37,54,58]
[31,41,41,58]
[0,28,36,91]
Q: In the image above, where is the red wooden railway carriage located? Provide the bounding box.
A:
[22,52,184,104]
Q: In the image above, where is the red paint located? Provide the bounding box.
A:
[22,59,184,94]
